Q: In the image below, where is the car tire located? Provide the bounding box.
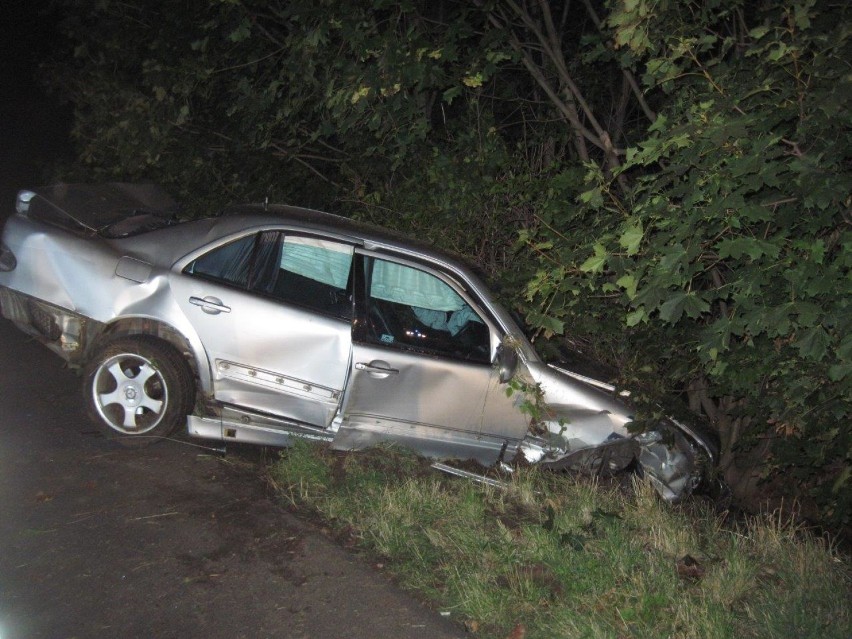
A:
[84,336,194,446]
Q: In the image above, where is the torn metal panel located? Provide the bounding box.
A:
[0,287,93,361]
[530,361,634,420]
[545,406,633,447]
[538,438,640,475]
[635,426,700,501]
[331,419,517,467]
[188,407,335,447]
[214,359,342,427]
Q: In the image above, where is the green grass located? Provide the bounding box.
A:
[271,441,851,639]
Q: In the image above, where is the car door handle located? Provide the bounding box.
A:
[355,361,399,378]
[189,296,231,315]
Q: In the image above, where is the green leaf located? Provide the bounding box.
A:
[660,293,686,324]
[749,25,770,40]
[795,326,831,361]
[657,244,688,273]
[442,86,461,104]
[682,293,711,318]
[539,315,564,335]
[828,363,852,381]
[767,43,789,62]
[625,308,646,327]
[616,274,638,299]
[462,73,483,88]
[578,186,603,207]
[618,220,644,256]
[793,3,812,29]
[717,238,779,260]
[579,244,607,273]
[528,311,564,336]
[658,292,708,323]
[228,19,251,43]
[761,304,793,337]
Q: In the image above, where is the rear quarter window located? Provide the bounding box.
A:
[184,234,256,288]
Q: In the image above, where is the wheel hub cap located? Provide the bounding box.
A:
[123,384,140,405]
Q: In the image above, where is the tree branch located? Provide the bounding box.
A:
[579,0,657,124]
[477,0,631,161]
[269,143,340,185]
[505,0,625,168]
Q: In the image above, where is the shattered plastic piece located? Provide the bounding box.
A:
[431,462,507,489]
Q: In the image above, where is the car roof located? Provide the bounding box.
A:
[112,203,485,285]
[223,204,458,260]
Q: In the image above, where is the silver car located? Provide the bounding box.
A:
[0,183,717,500]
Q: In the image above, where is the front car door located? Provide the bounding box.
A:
[334,251,528,464]
[172,230,354,427]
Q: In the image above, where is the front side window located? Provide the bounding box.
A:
[363,257,490,363]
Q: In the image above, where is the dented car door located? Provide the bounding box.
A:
[335,252,528,463]
[172,230,354,427]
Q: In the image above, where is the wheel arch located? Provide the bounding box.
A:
[85,315,213,396]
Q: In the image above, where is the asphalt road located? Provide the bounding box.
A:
[0,319,464,639]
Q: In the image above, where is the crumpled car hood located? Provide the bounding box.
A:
[19,183,179,237]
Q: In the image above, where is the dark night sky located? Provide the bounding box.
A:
[1,2,48,84]
[0,2,74,210]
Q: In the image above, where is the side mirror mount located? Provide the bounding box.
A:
[494,341,519,384]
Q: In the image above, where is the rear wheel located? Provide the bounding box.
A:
[84,336,194,446]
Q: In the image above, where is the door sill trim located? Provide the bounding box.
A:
[187,413,334,447]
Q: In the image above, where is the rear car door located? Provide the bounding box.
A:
[171,230,354,427]
[335,252,528,463]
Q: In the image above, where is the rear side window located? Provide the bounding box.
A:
[185,230,354,319]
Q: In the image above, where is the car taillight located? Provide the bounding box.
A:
[16,190,36,214]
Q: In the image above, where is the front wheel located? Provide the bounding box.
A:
[84,336,194,446]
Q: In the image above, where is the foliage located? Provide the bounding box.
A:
[45,0,851,524]
[48,0,534,216]
[273,442,852,639]
[522,0,851,523]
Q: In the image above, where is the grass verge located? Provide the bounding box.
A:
[270,441,851,639]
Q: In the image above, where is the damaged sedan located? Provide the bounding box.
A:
[0,183,718,500]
